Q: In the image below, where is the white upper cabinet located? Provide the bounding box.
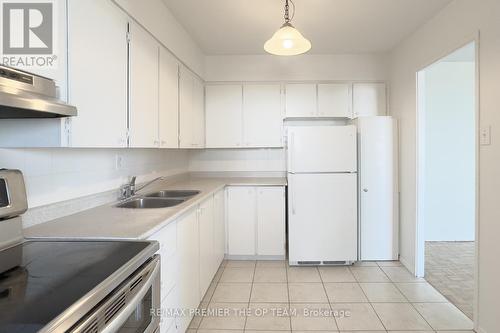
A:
[179,67,205,148]
[67,0,128,147]
[159,47,179,148]
[206,85,242,148]
[317,83,352,118]
[285,83,317,118]
[243,84,283,147]
[129,22,159,148]
[353,83,387,117]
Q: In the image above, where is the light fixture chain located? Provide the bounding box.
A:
[284,0,290,23]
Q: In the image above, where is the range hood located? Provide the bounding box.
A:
[0,65,77,118]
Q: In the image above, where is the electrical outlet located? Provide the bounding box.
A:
[115,155,124,170]
[480,126,491,146]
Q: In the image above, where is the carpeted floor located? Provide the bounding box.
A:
[425,241,475,319]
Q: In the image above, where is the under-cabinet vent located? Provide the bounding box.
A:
[322,261,347,265]
[104,292,126,324]
[298,261,321,265]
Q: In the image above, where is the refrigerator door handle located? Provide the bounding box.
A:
[289,132,295,172]
[290,177,296,215]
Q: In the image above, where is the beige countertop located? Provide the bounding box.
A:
[24,177,287,240]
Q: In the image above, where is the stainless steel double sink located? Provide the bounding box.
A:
[116,190,200,209]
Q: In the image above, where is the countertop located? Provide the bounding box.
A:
[23,177,287,240]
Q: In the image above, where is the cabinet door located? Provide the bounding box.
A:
[213,190,226,265]
[129,22,159,147]
[206,85,242,148]
[159,47,179,148]
[243,84,283,147]
[318,83,352,118]
[176,210,200,332]
[353,83,387,117]
[285,83,317,118]
[179,67,196,148]
[226,187,256,256]
[192,78,206,148]
[67,0,128,147]
[198,198,215,297]
[257,187,286,256]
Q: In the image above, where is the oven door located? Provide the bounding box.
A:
[71,255,161,333]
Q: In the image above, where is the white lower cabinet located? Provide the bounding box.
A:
[226,186,286,258]
[198,197,215,297]
[213,189,226,265]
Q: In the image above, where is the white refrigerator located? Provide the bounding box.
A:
[287,125,358,265]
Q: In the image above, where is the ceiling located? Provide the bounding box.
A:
[162,0,453,55]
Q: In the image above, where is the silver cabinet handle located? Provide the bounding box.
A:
[363,188,368,192]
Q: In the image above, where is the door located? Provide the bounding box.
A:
[257,187,285,256]
[226,187,256,256]
[285,83,317,118]
[288,125,357,173]
[213,190,226,265]
[129,22,159,148]
[358,117,398,260]
[159,47,179,148]
[243,84,283,147]
[198,197,215,297]
[177,210,200,332]
[67,0,128,147]
[179,66,194,148]
[206,85,242,148]
[353,83,387,117]
[317,83,352,118]
[192,77,205,148]
[288,173,358,263]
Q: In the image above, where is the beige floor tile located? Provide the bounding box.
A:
[330,303,384,331]
[198,303,248,330]
[289,283,329,303]
[350,267,390,282]
[352,261,379,267]
[318,266,357,283]
[360,283,407,302]
[396,282,448,302]
[213,266,225,282]
[212,283,252,303]
[435,331,475,333]
[220,267,255,283]
[256,260,287,268]
[246,303,291,330]
[291,331,338,333]
[185,329,197,333]
[372,303,431,330]
[198,330,243,333]
[377,260,402,267]
[225,260,256,268]
[381,266,425,283]
[251,283,289,303]
[288,266,322,282]
[413,302,474,330]
[388,331,433,333]
[290,303,338,331]
[202,282,218,303]
[324,283,368,303]
[247,331,291,333]
[254,267,287,283]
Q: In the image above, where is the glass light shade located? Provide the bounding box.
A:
[264,23,311,56]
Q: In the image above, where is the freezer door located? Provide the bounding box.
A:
[288,173,358,263]
[287,125,357,173]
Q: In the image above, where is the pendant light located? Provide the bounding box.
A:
[264,0,311,56]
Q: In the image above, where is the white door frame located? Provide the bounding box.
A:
[415,37,480,328]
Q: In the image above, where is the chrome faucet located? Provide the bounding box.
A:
[120,176,165,200]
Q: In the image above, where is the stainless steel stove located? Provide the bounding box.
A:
[0,170,160,333]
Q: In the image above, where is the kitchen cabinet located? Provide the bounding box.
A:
[226,186,286,257]
[159,47,180,148]
[285,83,317,118]
[129,22,159,148]
[213,189,226,264]
[198,197,216,297]
[243,84,283,147]
[179,66,205,148]
[353,83,387,117]
[257,187,286,256]
[317,83,352,118]
[67,0,128,147]
[206,85,243,148]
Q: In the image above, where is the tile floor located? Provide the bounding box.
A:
[425,241,475,319]
[188,260,474,333]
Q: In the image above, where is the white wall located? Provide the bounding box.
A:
[205,54,388,82]
[114,0,205,77]
[389,0,500,331]
[423,61,475,241]
[0,149,189,208]
[189,149,286,174]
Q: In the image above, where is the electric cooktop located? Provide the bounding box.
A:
[0,240,152,333]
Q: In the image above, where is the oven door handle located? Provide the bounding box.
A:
[101,257,160,333]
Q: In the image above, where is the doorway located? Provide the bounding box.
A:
[416,42,477,320]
